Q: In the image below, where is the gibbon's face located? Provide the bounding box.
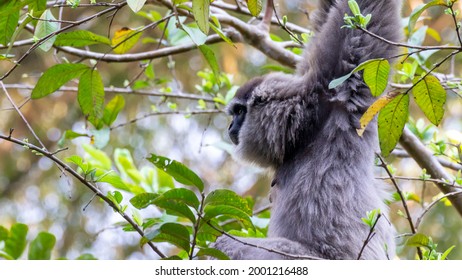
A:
[226,77,263,145]
[228,102,246,145]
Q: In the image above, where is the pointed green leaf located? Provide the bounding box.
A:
[205,189,252,215]
[147,154,204,191]
[247,0,263,17]
[441,245,456,260]
[197,247,230,260]
[408,1,448,33]
[78,69,105,126]
[192,0,210,34]
[204,205,254,229]
[0,1,19,46]
[363,59,390,97]
[102,95,125,126]
[406,233,430,247]
[127,0,146,13]
[83,144,112,170]
[28,232,56,260]
[31,63,89,98]
[412,75,446,126]
[144,223,191,252]
[154,197,197,223]
[329,72,353,89]
[130,193,159,209]
[160,188,200,210]
[329,58,389,90]
[210,23,234,46]
[54,30,111,47]
[5,223,28,259]
[199,45,220,85]
[34,9,59,51]
[378,93,410,156]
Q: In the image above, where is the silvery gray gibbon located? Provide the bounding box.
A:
[214,0,402,259]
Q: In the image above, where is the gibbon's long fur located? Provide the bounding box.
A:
[215,0,403,259]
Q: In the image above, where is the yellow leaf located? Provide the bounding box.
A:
[357,91,400,137]
[111,27,142,54]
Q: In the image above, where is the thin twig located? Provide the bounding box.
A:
[110,109,223,130]
[377,154,423,259]
[415,190,462,230]
[357,214,382,260]
[0,82,47,150]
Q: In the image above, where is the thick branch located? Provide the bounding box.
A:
[55,31,239,62]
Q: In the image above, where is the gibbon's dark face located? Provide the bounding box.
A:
[227,77,263,145]
[228,103,246,145]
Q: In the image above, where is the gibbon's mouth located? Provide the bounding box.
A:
[229,131,239,145]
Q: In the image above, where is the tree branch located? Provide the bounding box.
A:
[0,133,167,259]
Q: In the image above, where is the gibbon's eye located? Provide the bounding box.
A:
[233,105,246,116]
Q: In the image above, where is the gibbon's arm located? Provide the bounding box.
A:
[301,0,402,102]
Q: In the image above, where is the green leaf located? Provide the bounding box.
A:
[192,0,210,34]
[58,130,88,146]
[31,63,89,99]
[408,0,448,33]
[210,23,234,46]
[441,245,456,260]
[130,193,159,209]
[329,58,389,90]
[154,197,197,223]
[204,205,253,229]
[54,30,111,47]
[196,247,230,260]
[112,28,142,54]
[363,59,390,97]
[65,155,88,172]
[0,226,8,241]
[180,23,207,46]
[28,232,56,260]
[102,95,125,126]
[78,69,105,126]
[5,223,28,259]
[34,9,59,52]
[147,154,204,191]
[199,45,220,85]
[144,223,191,252]
[205,189,252,216]
[160,188,200,210]
[378,93,410,157]
[0,1,19,46]
[127,0,146,13]
[247,0,263,17]
[412,75,446,126]
[83,144,111,170]
[406,233,430,247]
[28,0,47,13]
[76,254,98,260]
